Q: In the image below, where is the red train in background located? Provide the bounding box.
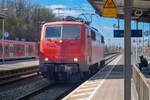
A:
[39,21,105,82]
[0,40,37,59]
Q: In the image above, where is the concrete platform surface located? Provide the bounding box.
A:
[63,55,138,100]
[0,59,39,71]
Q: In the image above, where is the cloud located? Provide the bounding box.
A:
[45,4,66,9]
[102,26,113,31]
[83,4,89,7]
[53,9,81,16]
[45,4,81,17]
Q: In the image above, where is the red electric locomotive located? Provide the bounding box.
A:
[39,21,105,82]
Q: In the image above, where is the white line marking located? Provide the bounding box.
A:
[81,84,97,88]
[71,92,92,97]
[76,98,89,100]
[77,88,95,92]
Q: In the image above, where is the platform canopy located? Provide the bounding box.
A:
[88,0,150,22]
[0,13,7,19]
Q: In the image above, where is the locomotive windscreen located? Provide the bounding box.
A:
[45,26,61,38]
[62,25,80,39]
[45,25,80,39]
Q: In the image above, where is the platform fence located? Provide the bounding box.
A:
[133,65,150,100]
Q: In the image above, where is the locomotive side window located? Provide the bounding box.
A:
[62,25,80,39]
[45,26,61,38]
[91,30,96,41]
[96,32,100,41]
[101,36,104,43]
[86,27,90,38]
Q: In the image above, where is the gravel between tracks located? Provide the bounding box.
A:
[0,76,50,100]
[30,84,75,100]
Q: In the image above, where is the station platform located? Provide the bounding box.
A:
[0,59,39,71]
[63,55,138,100]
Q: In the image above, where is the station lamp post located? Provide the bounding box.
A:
[0,13,7,64]
[2,17,5,63]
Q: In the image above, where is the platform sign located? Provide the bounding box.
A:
[114,30,124,37]
[103,0,117,18]
[114,30,142,38]
[4,32,10,38]
[133,39,136,43]
[139,39,141,44]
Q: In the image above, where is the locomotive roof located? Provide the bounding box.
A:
[44,21,84,26]
[0,40,36,44]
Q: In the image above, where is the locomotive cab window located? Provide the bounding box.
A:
[62,25,80,39]
[45,26,61,38]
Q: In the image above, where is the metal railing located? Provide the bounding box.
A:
[133,65,150,100]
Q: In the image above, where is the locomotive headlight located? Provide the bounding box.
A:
[44,57,49,61]
[74,58,78,62]
[59,40,63,43]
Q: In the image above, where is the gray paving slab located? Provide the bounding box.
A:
[92,54,137,100]
[0,59,39,71]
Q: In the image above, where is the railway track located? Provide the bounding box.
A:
[15,83,82,100]
[0,53,119,85]
[14,53,119,100]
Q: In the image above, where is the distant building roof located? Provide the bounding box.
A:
[0,13,7,19]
